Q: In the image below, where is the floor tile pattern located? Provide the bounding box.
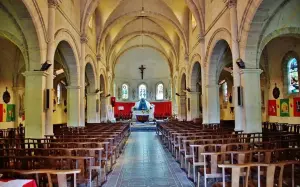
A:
[103,132,194,187]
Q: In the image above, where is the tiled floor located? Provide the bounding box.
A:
[103,132,195,187]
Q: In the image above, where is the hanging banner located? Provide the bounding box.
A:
[280,99,290,117]
[6,104,15,122]
[0,104,7,122]
[294,97,300,117]
[268,100,277,116]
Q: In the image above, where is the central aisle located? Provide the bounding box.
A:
[104,132,194,187]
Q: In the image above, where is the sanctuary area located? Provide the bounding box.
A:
[0,0,300,186]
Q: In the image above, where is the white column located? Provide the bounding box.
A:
[206,85,220,124]
[45,0,61,135]
[87,93,99,123]
[23,71,48,138]
[67,86,80,127]
[80,35,88,126]
[189,92,201,120]
[240,69,263,133]
[227,0,244,130]
[12,87,25,127]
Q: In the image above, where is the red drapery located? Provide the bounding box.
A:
[151,101,172,118]
[114,101,172,119]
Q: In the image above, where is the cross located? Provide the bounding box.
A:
[139,65,146,79]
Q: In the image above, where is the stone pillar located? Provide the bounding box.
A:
[227,0,244,130]
[45,0,61,135]
[80,35,88,126]
[67,86,80,127]
[179,95,187,121]
[189,92,201,120]
[12,87,25,128]
[171,78,178,117]
[23,71,48,138]
[100,96,107,122]
[86,93,99,123]
[240,69,263,133]
[199,37,208,124]
[206,85,220,124]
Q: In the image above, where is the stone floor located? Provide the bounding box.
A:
[103,132,195,187]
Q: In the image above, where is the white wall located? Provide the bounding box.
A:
[114,47,171,102]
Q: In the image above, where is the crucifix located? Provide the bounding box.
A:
[139,65,146,79]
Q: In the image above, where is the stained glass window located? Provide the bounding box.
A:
[122,84,129,100]
[288,58,299,93]
[57,83,61,104]
[156,83,164,100]
[139,84,147,99]
[222,82,228,103]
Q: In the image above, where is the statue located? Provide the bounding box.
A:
[132,98,155,122]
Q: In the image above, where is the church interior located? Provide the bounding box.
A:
[0,0,300,186]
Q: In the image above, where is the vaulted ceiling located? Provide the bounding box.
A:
[83,0,203,73]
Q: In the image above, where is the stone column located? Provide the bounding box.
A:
[23,71,48,138]
[67,86,81,127]
[199,37,208,124]
[206,85,220,123]
[227,0,244,130]
[45,0,61,135]
[189,92,201,120]
[179,95,187,121]
[240,69,263,133]
[80,35,88,126]
[86,93,99,123]
[100,96,107,122]
[12,87,25,127]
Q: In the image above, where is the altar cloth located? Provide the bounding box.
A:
[0,179,37,187]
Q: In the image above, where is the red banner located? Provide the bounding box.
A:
[111,97,116,107]
[294,97,300,117]
[268,100,277,116]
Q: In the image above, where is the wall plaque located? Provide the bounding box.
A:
[272,84,280,99]
[2,87,11,104]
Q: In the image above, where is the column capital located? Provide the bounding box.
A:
[184,53,189,62]
[239,69,263,75]
[80,34,89,44]
[96,54,102,61]
[48,0,62,8]
[226,0,237,8]
[22,71,49,77]
[188,91,201,95]
[66,85,81,90]
[87,92,98,96]
[206,84,220,88]
[197,34,205,42]
[12,87,25,92]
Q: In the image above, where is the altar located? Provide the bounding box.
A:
[132,98,155,122]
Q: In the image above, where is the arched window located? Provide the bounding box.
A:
[121,84,129,100]
[222,82,228,103]
[139,84,147,99]
[288,58,299,93]
[57,83,61,104]
[156,83,164,100]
